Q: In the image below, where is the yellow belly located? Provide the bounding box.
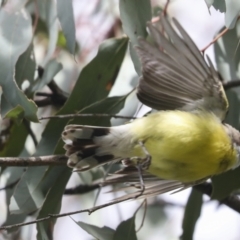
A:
[129,111,237,182]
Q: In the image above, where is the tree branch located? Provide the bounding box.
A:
[0,155,67,167]
[0,195,134,231]
[2,182,240,230]
[64,184,100,195]
[194,182,240,214]
[223,80,240,90]
[39,113,136,121]
[35,66,68,107]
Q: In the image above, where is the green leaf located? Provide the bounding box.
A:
[204,0,214,8]
[62,95,129,128]
[15,43,35,89]
[212,167,240,199]
[5,106,25,124]
[56,0,76,54]
[9,167,46,214]
[0,121,28,157]
[2,167,27,232]
[180,189,203,240]
[119,0,152,74]
[36,168,71,240]
[75,221,115,240]
[36,95,128,239]
[12,38,127,218]
[210,0,226,12]
[225,0,240,28]
[17,37,127,237]
[36,37,128,156]
[213,17,240,200]
[0,8,38,122]
[113,216,137,240]
[37,0,58,65]
[214,24,240,80]
[225,90,240,129]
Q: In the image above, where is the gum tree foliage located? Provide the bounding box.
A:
[0,0,240,239]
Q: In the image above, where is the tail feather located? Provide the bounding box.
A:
[62,125,115,171]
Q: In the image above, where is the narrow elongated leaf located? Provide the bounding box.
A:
[36,168,71,240]
[211,0,226,12]
[0,120,28,157]
[113,216,137,240]
[225,0,240,28]
[36,95,128,239]
[15,43,35,88]
[119,0,151,74]
[10,167,46,214]
[212,167,240,200]
[36,37,128,156]
[180,189,203,240]
[11,38,127,222]
[2,167,26,232]
[6,37,128,237]
[213,22,240,199]
[56,0,76,54]
[204,0,214,8]
[37,0,58,65]
[214,25,240,80]
[76,221,115,240]
[0,8,38,122]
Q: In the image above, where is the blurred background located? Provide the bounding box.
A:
[1,0,240,239]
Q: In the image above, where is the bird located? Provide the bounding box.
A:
[61,15,240,198]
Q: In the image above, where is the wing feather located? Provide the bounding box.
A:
[136,16,228,120]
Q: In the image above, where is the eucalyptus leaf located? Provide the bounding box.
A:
[36,0,58,65]
[76,221,115,240]
[2,167,26,233]
[31,38,128,237]
[5,106,25,124]
[113,216,137,240]
[180,189,203,240]
[119,0,151,75]
[0,120,28,157]
[212,167,240,200]
[204,0,214,8]
[225,0,240,28]
[211,0,226,12]
[214,25,240,80]
[56,0,76,54]
[0,7,38,122]
[15,43,35,89]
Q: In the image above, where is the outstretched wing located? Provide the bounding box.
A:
[103,167,200,201]
[136,16,228,121]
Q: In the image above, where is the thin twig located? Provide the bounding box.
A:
[201,27,229,52]
[39,114,137,121]
[0,155,67,166]
[2,182,240,230]
[135,199,147,232]
[0,195,136,230]
[163,0,170,16]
